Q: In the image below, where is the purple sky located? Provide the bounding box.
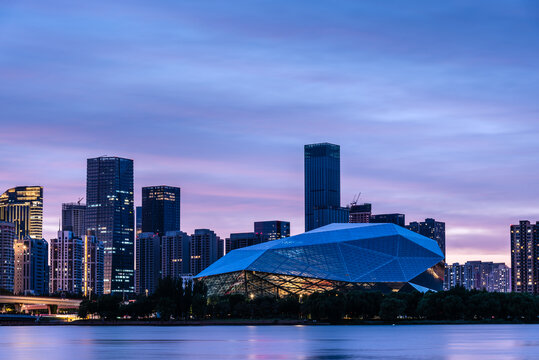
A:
[2,1,539,265]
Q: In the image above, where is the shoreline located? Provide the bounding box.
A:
[2,319,537,326]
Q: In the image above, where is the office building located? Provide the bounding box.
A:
[226,232,263,253]
[254,220,290,241]
[444,261,511,293]
[0,186,43,240]
[305,143,347,231]
[135,232,161,295]
[136,206,142,235]
[86,156,134,295]
[0,221,15,293]
[190,229,220,275]
[349,203,372,223]
[14,237,48,295]
[50,231,83,294]
[407,218,446,257]
[371,213,405,227]
[161,231,191,278]
[197,223,445,298]
[510,220,539,294]
[62,202,86,238]
[83,234,104,297]
[142,186,181,235]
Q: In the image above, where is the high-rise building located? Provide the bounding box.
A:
[14,237,48,295]
[0,221,15,293]
[226,232,263,254]
[136,206,142,235]
[50,231,83,295]
[444,261,511,293]
[161,231,191,278]
[349,203,372,223]
[304,143,347,232]
[0,186,43,240]
[142,186,181,235]
[86,156,134,295]
[406,218,446,257]
[510,220,539,294]
[62,202,86,238]
[371,213,405,227]
[254,220,290,242]
[190,229,220,275]
[135,232,161,295]
[83,234,104,297]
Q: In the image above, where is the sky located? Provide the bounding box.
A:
[1,1,539,265]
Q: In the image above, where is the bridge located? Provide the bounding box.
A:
[0,295,82,314]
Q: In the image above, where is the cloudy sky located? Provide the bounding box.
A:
[1,1,539,264]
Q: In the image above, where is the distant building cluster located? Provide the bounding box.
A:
[444,261,511,293]
[0,142,530,298]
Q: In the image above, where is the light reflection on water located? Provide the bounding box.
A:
[0,325,538,360]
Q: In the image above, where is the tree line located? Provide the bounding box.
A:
[78,278,539,323]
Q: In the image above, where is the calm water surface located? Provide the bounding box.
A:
[1,324,538,359]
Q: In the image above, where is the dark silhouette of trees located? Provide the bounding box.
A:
[76,282,539,323]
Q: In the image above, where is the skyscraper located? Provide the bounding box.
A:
[62,202,86,238]
[14,237,48,295]
[0,186,43,240]
[136,206,142,235]
[349,203,372,223]
[135,232,161,295]
[50,231,83,294]
[254,220,290,241]
[304,143,347,231]
[142,186,181,235]
[0,221,15,293]
[511,220,539,294]
[83,234,104,297]
[190,229,220,275]
[86,156,134,295]
[406,218,446,257]
[161,231,191,278]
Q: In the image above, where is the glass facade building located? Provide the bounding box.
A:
[371,213,406,227]
[0,186,43,240]
[254,220,290,241]
[304,143,343,232]
[62,202,86,238]
[196,223,444,298]
[86,156,134,295]
[0,221,15,292]
[142,186,181,235]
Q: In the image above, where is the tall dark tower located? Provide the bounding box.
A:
[141,186,181,235]
[304,143,347,231]
[86,156,134,295]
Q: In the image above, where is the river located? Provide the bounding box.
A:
[1,324,538,359]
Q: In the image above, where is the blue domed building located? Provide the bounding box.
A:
[195,223,444,297]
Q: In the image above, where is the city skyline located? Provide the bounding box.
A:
[2,1,539,265]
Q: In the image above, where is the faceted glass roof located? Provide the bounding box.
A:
[196,223,444,286]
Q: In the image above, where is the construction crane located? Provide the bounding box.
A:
[77,197,84,205]
[350,192,362,206]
